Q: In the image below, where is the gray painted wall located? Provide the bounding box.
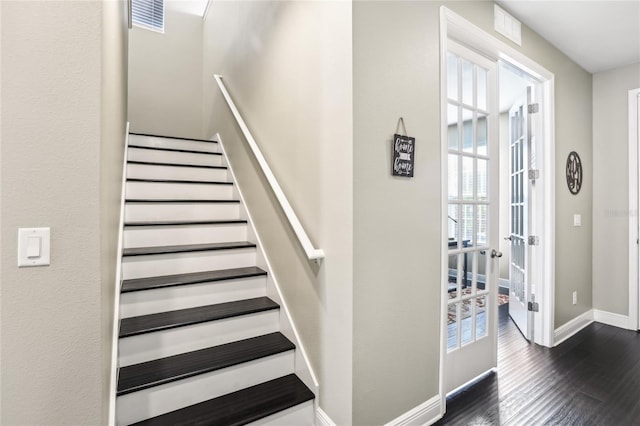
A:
[593,63,640,316]
[1,0,127,423]
[353,1,592,422]
[202,2,354,424]
[128,2,204,139]
[353,3,442,423]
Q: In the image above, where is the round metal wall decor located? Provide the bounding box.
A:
[566,151,582,195]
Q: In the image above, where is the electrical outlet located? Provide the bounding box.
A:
[573,214,582,227]
[572,291,578,305]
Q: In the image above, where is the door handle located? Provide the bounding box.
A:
[491,249,503,258]
[504,236,512,241]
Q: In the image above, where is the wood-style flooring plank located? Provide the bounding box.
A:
[436,304,640,426]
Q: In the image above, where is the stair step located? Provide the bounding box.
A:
[125,180,234,200]
[129,144,222,156]
[127,160,226,170]
[130,133,219,144]
[123,221,248,248]
[128,147,223,167]
[131,374,314,426]
[120,271,267,319]
[122,266,266,293]
[129,134,219,154]
[119,307,278,366]
[121,245,256,280]
[127,162,229,183]
[117,332,294,396]
[119,296,279,338]
[125,199,239,203]
[124,219,246,227]
[126,178,233,185]
[123,241,255,257]
[124,200,241,223]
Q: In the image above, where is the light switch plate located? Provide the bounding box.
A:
[18,227,50,267]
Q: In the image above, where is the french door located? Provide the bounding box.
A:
[444,40,499,394]
[507,84,541,340]
[507,93,530,339]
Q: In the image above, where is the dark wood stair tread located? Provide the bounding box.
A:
[117,332,294,396]
[127,160,227,170]
[124,219,247,227]
[129,144,222,156]
[122,241,255,257]
[125,199,239,204]
[131,374,314,426]
[121,266,267,293]
[129,133,219,144]
[127,178,233,185]
[119,297,278,338]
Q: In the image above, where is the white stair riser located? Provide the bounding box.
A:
[124,203,240,222]
[127,163,228,182]
[123,223,248,248]
[129,135,219,153]
[249,400,315,426]
[122,249,256,280]
[125,181,233,200]
[116,352,295,425]
[120,276,267,318]
[119,311,280,366]
[128,147,222,167]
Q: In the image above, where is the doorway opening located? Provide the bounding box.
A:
[498,62,539,342]
[439,6,556,406]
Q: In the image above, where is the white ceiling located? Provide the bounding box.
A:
[168,0,209,17]
[500,63,530,112]
[168,0,639,74]
[497,0,640,74]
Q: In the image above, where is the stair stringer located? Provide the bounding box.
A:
[108,124,129,426]
[215,132,320,405]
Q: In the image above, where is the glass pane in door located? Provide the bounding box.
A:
[446,49,493,354]
[443,39,498,395]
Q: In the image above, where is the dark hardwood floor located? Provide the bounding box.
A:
[436,303,640,425]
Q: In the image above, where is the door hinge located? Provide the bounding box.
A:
[528,301,539,312]
[528,235,540,246]
[528,169,540,181]
[528,103,539,114]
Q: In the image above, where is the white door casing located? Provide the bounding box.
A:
[630,88,640,330]
[440,7,556,412]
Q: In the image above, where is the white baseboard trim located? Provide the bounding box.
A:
[384,394,442,426]
[499,278,510,289]
[554,309,593,346]
[316,407,336,426]
[593,309,631,330]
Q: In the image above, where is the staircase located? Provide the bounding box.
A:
[115,133,315,425]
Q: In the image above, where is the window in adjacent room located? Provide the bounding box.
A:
[131,0,164,33]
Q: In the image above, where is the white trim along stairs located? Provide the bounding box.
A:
[114,133,317,425]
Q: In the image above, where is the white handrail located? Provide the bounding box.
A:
[214,74,325,261]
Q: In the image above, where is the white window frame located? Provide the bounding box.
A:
[131,0,164,33]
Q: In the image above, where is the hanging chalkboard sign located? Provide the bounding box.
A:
[392,133,415,177]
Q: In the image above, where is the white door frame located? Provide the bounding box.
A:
[629,88,640,330]
[439,6,556,410]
